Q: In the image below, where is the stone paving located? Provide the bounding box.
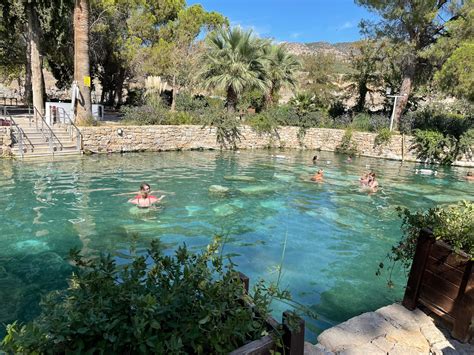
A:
[304,303,473,354]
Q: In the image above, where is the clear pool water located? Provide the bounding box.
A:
[0,150,472,341]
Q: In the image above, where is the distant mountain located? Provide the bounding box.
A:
[282,41,358,60]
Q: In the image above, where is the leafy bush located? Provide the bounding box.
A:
[246,112,278,134]
[1,240,274,354]
[410,129,457,164]
[377,201,474,286]
[203,111,242,149]
[332,113,352,128]
[403,107,473,138]
[165,111,196,125]
[374,128,393,146]
[369,115,390,132]
[175,93,209,113]
[457,128,474,160]
[336,128,358,155]
[351,113,371,131]
[121,95,168,125]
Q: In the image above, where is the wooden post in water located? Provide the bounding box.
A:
[283,311,305,355]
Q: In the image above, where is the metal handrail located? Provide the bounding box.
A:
[3,111,35,157]
[33,106,63,152]
[57,107,82,151]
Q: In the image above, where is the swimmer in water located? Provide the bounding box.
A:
[311,169,324,182]
[465,171,474,181]
[128,183,165,208]
[312,155,319,164]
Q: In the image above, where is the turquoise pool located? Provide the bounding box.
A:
[0,150,472,341]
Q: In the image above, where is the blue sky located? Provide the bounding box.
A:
[187,0,379,44]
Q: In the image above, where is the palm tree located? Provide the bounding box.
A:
[199,27,269,112]
[263,44,300,106]
[74,0,92,124]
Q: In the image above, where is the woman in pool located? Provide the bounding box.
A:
[128,183,165,208]
[311,169,324,182]
[465,172,474,181]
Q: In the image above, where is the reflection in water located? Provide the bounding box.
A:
[0,150,473,341]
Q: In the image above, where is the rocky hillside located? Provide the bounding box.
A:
[283,41,357,60]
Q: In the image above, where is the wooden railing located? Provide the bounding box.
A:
[403,228,473,342]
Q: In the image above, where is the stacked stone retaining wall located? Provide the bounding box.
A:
[79,125,473,167]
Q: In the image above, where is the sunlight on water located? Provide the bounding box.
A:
[0,150,473,341]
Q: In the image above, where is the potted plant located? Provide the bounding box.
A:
[378,201,473,342]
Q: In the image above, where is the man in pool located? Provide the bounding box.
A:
[311,169,324,182]
[128,183,165,208]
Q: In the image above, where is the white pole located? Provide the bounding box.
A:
[389,96,397,131]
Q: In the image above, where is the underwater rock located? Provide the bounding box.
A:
[185,205,204,216]
[223,175,257,182]
[15,239,50,254]
[208,185,230,194]
[213,204,235,216]
[238,184,278,194]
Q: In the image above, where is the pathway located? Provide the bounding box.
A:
[304,303,473,354]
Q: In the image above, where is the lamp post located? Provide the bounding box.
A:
[386,88,406,132]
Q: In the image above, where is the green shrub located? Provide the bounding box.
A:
[374,128,393,146]
[457,128,474,160]
[202,110,242,149]
[1,240,274,354]
[175,93,209,114]
[165,111,196,125]
[369,115,390,132]
[336,128,358,155]
[351,113,371,131]
[410,129,456,164]
[377,201,474,286]
[246,112,278,134]
[403,107,473,138]
[121,95,168,125]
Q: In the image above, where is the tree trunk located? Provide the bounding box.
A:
[115,69,126,108]
[74,0,92,124]
[226,86,237,113]
[24,32,32,105]
[170,74,177,112]
[355,80,368,112]
[393,61,416,130]
[27,4,44,117]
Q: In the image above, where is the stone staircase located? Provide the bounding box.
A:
[1,111,81,159]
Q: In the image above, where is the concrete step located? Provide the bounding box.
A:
[12,144,78,153]
[20,150,81,159]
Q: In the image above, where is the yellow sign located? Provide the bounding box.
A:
[84,76,91,87]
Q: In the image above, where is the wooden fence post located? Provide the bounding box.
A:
[402,228,436,310]
[282,311,305,355]
[452,261,473,342]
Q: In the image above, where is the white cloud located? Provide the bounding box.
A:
[338,21,355,31]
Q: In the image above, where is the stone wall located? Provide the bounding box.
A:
[80,125,473,167]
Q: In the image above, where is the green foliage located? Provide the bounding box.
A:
[377,201,474,286]
[203,111,242,149]
[336,128,358,155]
[1,239,273,354]
[300,53,338,106]
[435,41,474,102]
[351,113,371,131]
[246,112,278,135]
[374,128,393,146]
[328,101,345,118]
[122,95,168,125]
[405,106,473,138]
[458,128,474,160]
[410,129,456,164]
[199,27,269,112]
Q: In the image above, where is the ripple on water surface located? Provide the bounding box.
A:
[0,151,473,341]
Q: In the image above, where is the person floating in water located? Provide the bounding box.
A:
[360,172,378,192]
[346,156,352,163]
[465,171,474,181]
[311,169,324,182]
[312,155,319,164]
[128,183,165,208]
